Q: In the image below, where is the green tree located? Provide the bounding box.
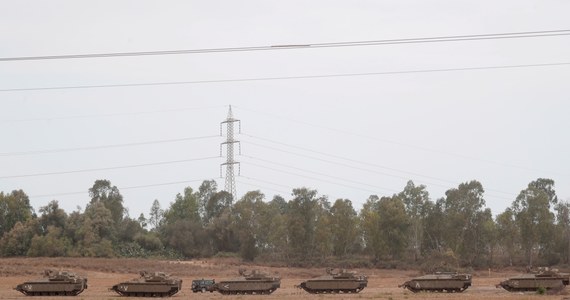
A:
[27,226,70,257]
[163,187,201,223]
[205,190,233,223]
[512,178,557,266]
[149,199,163,229]
[360,195,410,260]
[495,208,519,266]
[441,180,487,264]
[422,199,444,253]
[162,219,208,257]
[314,197,333,259]
[360,195,381,260]
[286,188,320,260]
[0,219,38,256]
[137,213,147,229]
[38,200,67,234]
[377,196,410,259]
[260,196,288,260]
[233,191,266,261]
[89,180,125,224]
[399,180,431,261]
[0,190,34,237]
[160,187,208,257]
[197,180,218,222]
[203,190,238,254]
[117,218,144,244]
[555,201,570,264]
[330,199,359,257]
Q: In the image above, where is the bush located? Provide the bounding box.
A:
[134,233,163,251]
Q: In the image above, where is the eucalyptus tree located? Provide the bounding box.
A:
[555,201,570,264]
[330,199,359,257]
[88,180,125,225]
[495,208,519,266]
[441,180,489,264]
[148,199,163,230]
[398,181,431,261]
[286,188,321,260]
[160,187,207,257]
[233,190,266,261]
[512,178,557,266]
[360,195,410,260]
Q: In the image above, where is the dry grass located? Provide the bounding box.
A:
[0,257,562,299]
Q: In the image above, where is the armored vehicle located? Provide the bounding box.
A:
[297,268,368,294]
[14,269,88,296]
[191,279,215,293]
[496,268,570,292]
[110,271,182,297]
[399,272,472,293]
[213,269,280,295]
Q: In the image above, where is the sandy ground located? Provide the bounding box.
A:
[0,258,568,300]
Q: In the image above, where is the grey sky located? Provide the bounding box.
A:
[1,0,569,219]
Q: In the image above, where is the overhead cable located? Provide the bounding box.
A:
[0,105,225,122]
[0,135,219,157]
[30,178,216,198]
[1,29,569,62]
[0,156,220,179]
[2,62,570,92]
[235,106,569,178]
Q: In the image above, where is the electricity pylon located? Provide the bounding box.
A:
[220,106,240,201]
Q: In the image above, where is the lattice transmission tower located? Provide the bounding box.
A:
[220,106,241,200]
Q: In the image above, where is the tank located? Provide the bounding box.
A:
[496,268,570,292]
[399,272,472,293]
[212,269,280,295]
[297,268,368,294]
[14,269,88,296]
[110,271,182,297]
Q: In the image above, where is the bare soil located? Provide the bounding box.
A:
[0,257,567,299]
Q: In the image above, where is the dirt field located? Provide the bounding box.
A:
[0,257,567,299]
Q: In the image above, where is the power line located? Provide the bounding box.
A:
[242,155,400,193]
[240,138,511,196]
[30,178,215,198]
[1,29,569,62]
[236,176,291,196]
[242,133,457,185]
[0,135,219,157]
[235,106,569,178]
[0,105,225,122]
[0,156,220,179]
[238,176,345,201]
[2,62,569,92]
[240,148,515,201]
[243,160,391,195]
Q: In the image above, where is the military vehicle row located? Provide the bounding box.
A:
[398,268,570,294]
[13,267,570,296]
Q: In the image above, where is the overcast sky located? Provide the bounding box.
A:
[1,0,569,220]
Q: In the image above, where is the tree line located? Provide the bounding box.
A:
[1,178,568,269]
